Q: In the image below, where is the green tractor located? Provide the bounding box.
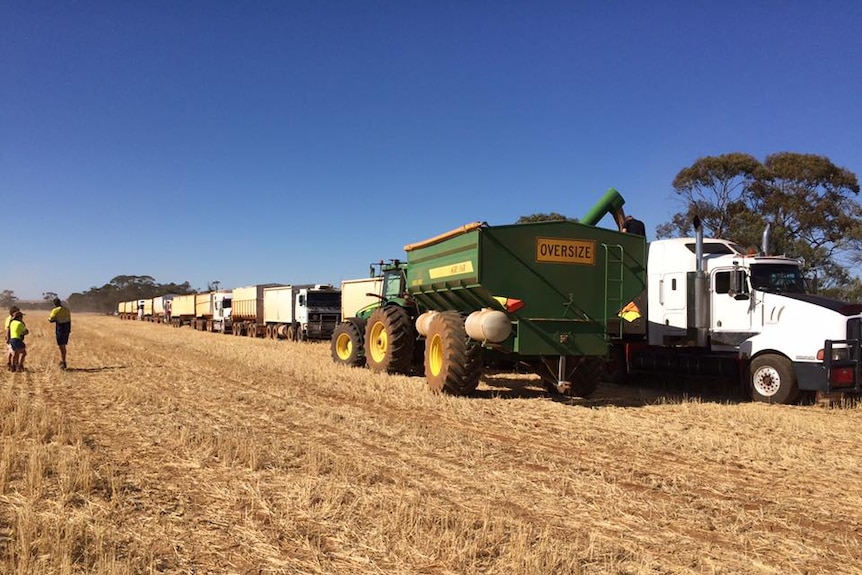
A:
[330,260,424,374]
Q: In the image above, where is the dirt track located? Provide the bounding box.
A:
[2,313,861,574]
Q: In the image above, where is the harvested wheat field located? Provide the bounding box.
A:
[2,313,861,575]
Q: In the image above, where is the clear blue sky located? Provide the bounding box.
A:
[3,2,861,300]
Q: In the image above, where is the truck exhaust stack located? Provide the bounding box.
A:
[693,216,709,347]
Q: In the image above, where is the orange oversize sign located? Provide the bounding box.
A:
[535,238,596,265]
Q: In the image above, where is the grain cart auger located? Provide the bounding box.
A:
[406,188,647,396]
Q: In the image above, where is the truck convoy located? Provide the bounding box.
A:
[331,188,862,404]
[120,284,341,341]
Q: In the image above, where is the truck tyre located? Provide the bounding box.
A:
[331,320,366,367]
[365,306,415,374]
[424,311,483,395]
[750,354,799,404]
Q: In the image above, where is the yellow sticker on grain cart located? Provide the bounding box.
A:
[428,260,475,279]
[536,238,596,265]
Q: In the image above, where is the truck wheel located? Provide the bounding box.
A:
[424,311,483,395]
[365,306,415,374]
[331,321,366,367]
[750,354,799,404]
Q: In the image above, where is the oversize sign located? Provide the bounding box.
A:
[535,238,596,265]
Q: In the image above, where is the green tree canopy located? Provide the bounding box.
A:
[67,276,196,313]
[658,152,862,294]
[0,290,17,309]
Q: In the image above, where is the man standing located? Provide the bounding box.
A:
[9,309,28,372]
[5,305,20,371]
[48,297,72,369]
[622,215,646,236]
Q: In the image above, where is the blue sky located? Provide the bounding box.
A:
[3,2,861,300]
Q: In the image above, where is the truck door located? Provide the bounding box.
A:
[660,272,687,330]
[710,268,754,347]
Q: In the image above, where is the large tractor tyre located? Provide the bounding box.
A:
[364,306,415,374]
[750,354,799,404]
[331,320,366,367]
[424,311,483,395]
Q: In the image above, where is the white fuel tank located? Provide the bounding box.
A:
[465,309,511,343]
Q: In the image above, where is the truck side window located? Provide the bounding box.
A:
[715,272,730,294]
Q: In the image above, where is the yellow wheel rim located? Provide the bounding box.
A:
[369,321,387,363]
[429,333,443,376]
[335,333,352,360]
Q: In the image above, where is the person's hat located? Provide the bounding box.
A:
[13,310,23,317]
[9,305,19,313]
[53,298,62,306]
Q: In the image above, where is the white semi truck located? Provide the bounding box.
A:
[614,217,862,403]
[261,284,342,341]
[172,290,232,332]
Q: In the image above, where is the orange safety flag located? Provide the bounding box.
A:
[493,296,525,313]
[618,301,641,322]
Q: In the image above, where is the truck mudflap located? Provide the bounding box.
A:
[821,339,862,393]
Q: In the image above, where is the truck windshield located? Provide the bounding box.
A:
[750,264,805,293]
[308,292,341,308]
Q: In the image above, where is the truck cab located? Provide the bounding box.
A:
[643,236,862,402]
[294,285,341,340]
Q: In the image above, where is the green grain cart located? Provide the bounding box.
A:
[333,188,647,397]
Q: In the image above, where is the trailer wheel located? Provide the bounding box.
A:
[750,354,799,404]
[331,320,366,367]
[425,311,483,395]
[365,306,415,374]
[537,356,601,398]
[603,344,629,384]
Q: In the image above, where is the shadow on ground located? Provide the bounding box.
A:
[475,371,748,407]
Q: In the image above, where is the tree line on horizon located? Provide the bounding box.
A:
[0,276,197,314]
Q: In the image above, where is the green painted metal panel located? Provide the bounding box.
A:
[407,220,646,358]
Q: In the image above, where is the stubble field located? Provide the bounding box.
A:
[1,313,861,574]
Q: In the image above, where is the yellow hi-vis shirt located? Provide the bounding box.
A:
[49,306,71,323]
[9,319,27,339]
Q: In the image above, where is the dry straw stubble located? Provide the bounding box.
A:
[1,312,861,574]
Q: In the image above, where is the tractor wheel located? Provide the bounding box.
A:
[287,325,297,341]
[364,306,415,374]
[424,311,483,395]
[331,321,366,367]
[750,354,799,404]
